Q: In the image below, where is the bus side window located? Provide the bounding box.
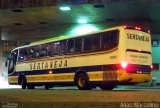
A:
[29,47,36,59]
[108,30,119,49]
[75,38,82,53]
[83,36,92,52]
[102,30,119,50]
[40,45,46,57]
[19,49,24,61]
[8,50,18,73]
[67,39,75,54]
[55,41,66,55]
[46,43,54,56]
[35,45,40,58]
[54,41,66,55]
[59,41,66,55]
[19,48,28,61]
[111,31,119,47]
[91,34,100,51]
[102,32,109,50]
[54,42,59,55]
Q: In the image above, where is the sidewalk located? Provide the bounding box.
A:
[0,77,21,89]
[116,85,160,90]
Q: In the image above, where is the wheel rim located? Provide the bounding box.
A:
[78,76,86,87]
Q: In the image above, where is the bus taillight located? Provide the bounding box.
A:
[135,26,141,30]
[123,25,142,31]
[151,64,153,69]
[49,70,53,74]
[121,61,128,69]
[123,25,127,29]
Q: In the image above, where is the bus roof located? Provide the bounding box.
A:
[30,25,124,45]
[30,36,67,45]
[11,25,125,51]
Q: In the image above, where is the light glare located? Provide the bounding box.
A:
[77,19,87,24]
[74,25,99,35]
[121,62,128,69]
[59,6,71,11]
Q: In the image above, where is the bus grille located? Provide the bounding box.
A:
[103,71,117,81]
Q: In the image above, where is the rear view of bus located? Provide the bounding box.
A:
[118,26,152,84]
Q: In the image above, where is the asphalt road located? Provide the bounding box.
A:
[0,86,160,108]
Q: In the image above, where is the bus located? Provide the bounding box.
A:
[6,25,152,90]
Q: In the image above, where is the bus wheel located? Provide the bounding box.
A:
[75,73,91,90]
[100,84,115,90]
[27,84,35,89]
[21,77,27,89]
[45,85,49,90]
[45,85,54,90]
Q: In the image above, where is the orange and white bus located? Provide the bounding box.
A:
[7,25,152,90]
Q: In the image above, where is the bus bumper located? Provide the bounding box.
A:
[117,70,152,83]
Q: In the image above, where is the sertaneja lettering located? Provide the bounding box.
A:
[127,33,149,42]
[50,61,53,68]
[37,63,40,70]
[30,60,68,70]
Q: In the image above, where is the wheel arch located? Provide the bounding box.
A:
[74,69,90,83]
[18,73,26,85]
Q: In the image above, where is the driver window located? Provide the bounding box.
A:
[8,50,18,73]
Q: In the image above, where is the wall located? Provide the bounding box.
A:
[0,41,2,77]
[151,34,160,84]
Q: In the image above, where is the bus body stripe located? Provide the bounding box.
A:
[9,64,151,76]
[126,49,151,54]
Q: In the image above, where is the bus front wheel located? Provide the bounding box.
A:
[27,84,35,89]
[21,77,27,89]
[75,73,91,90]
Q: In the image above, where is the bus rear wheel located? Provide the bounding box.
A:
[100,84,115,90]
[75,73,91,90]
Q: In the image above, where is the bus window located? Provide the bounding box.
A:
[83,34,101,52]
[8,50,18,74]
[102,30,119,50]
[29,47,36,59]
[91,34,100,51]
[35,45,40,58]
[54,42,59,55]
[67,39,75,54]
[18,48,28,61]
[83,36,92,52]
[54,41,66,55]
[108,30,119,48]
[46,43,54,56]
[60,41,66,55]
[102,32,109,49]
[40,44,46,57]
[75,38,83,53]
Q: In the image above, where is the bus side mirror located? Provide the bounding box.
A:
[5,61,8,67]
[5,57,10,67]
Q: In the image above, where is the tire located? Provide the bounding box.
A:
[27,84,35,89]
[75,73,91,90]
[45,85,49,90]
[45,84,54,90]
[100,84,115,90]
[21,77,27,89]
